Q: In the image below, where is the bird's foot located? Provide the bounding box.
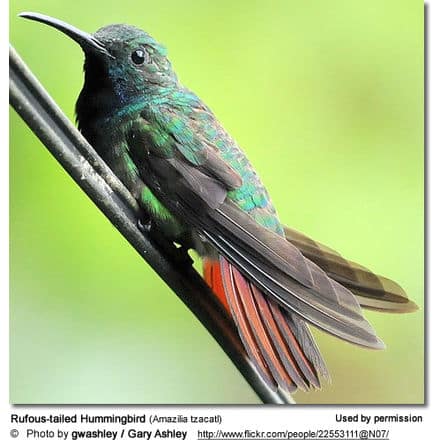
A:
[137,217,152,234]
[174,243,194,267]
[136,217,193,268]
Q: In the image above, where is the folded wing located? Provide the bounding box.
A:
[283,227,418,313]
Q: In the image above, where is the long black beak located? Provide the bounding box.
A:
[19,12,113,58]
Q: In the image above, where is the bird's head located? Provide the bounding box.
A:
[19,12,178,107]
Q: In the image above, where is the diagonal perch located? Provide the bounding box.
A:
[9,45,295,404]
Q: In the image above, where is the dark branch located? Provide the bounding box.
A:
[9,45,295,404]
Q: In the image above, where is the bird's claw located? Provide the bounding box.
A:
[174,244,194,267]
[137,217,152,233]
[137,217,193,268]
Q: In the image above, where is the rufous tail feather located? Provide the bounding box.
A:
[203,256,329,392]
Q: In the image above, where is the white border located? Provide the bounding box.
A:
[2,2,438,439]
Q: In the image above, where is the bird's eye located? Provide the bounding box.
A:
[131,48,147,65]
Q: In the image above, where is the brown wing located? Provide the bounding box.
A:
[283,227,418,313]
[130,116,386,350]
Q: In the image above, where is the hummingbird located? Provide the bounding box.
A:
[20,12,418,394]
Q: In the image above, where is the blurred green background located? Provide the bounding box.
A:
[9,0,423,404]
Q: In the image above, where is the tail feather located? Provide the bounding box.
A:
[268,302,324,387]
[252,290,312,390]
[282,310,330,382]
[203,259,229,311]
[225,261,298,392]
[216,258,278,390]
[204,256,328,392]
[200,202,384,349]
